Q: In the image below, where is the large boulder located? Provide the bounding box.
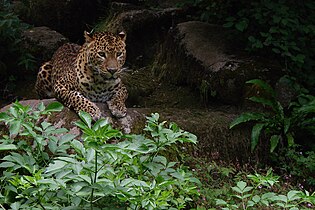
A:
[13,0,110,41]
[97,7,186,67]
[21,26,68,68]
[153,21,284,105]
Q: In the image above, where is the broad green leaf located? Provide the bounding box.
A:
[9,106,18,118]
[246,79,275,97]
[248,96,274,108]
[153,156,167,166]
[270,135,280,152]
[276,194,288,203]
[287,190,300,201]
[236,181,247,191]
[78,111,92,128]
[252,195,261,203]
[9,120,21,136]
[286,133,294,147]
[44,101,63,113]
[247,200,255,207]
[60,133,77,142]
[0,112,10,121]
[223,22,234,28]
[251,123,265,152]
[297,101,315,113]
[37,102,45,112]
[216,199,227,206]
[0,161,15,168]
[284,118,291,133]
[46,160,68,173]
[10,202,21,210]
[231,186,243,194]
[235,19,248,32]
[261,192,277,200]
[230,112,266,129]
[0,144,17,151]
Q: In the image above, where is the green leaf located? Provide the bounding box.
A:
[78,111,92,128]
[230,112,265,129]
[287,190,300,201]
[252,195,261,203]
[246,79,275,97]
[237,181,247,191]
[0,112,10,121]
[153,156,167,166]
[44,101,63,113]
[270,135,280,152]
[0,144,17,151]
[248,96,274,108]
[223,22,234,28]
[235,19,248,32]
[216,199,227,205]
[286,133,294,147]
[9,120,21,136]
[10,202,21,210]
[283,118,291,134]
[46,160,68,173]
[251,123,265,152]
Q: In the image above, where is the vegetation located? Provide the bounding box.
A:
[230,79,315,153]
[0,0,35,73]
[0,102,314,209]
[0,0,315,209]
[192,161,315,209]
[179,0,315,90]
[0,0,35,100]
[0,102,199,209]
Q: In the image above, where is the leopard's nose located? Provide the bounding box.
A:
[107,68,117,75]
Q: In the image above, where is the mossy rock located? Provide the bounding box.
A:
[153,21,284,105]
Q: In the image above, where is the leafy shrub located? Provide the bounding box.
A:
[0,0,35,74]
[278,146,315,187]
[0,102,200,209]
[191,161,315,209]
[215,168,315,209]
[179,0,315,89]
[230,79,315,152]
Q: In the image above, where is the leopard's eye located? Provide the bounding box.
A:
[116,52,123,57]
[98,52,106,58]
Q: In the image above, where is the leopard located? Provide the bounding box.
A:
[35,31,128,120]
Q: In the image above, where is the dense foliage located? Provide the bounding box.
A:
[180,0,315,90]
[0,102,199,209]
[0,0,35,73]
[192,161,315,209]
[1,102,314,209]
[230,79,315,153]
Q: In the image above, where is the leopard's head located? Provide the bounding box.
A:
[84,31,126,79]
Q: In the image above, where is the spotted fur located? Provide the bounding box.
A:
[35,31,128,120]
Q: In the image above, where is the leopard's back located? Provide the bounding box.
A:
[51,43,80,89]
[35,43,80,98]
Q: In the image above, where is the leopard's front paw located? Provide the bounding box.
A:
[85,103,102,122]
[112,108,127,118]
[107,101,127,118]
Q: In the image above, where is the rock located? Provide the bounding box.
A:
[153,21,284,105]
[13,0,110,41]
[275,76,299,108]
[21,26,68,67]
[0,99,268,163]
[97,7,186,67]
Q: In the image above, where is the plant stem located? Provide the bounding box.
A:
[0,204,6,210]
[91,150,98,210]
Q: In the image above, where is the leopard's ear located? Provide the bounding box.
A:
[118,31,126,41]
[84,31,94,43]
